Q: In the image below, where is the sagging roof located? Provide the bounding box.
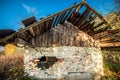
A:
[22,16,37,27]
[0,1,120,50]
[0,29,16,38]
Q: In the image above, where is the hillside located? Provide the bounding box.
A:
[102,12,120,80]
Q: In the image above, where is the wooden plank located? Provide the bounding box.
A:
[61,9,73,23]
[52,15,60,27]
[80,15,96,31]
[31,38,36,47]
[47,18,54,30]
[92,29,120,39]
[60,11,70,23]
[64,4,81,22]
[17,33,26,40]
[29,27,35,37]
[39,23,45,34]
[100,42,120,47]
[57,12,66,24]
[0,33,17,42]
[76,12,93,27]
[90,27,109,36]
[70,12,80,23]
[31,25,41,37]
[101,47,120,51]
[44,32,48,46]
[26,30,33,38]
[67,12,75,22]
[45,20,50,30]
[35,26,40,36]
[18,33,29,42]
[98,37,114,42]
[84,22,95,33]
[22,31,31,41]
[82,1,112,29]
[93,22,104,29]
[75,12,92,26]
[51,17,56,27]
[76,9,90,26]
[75,4,83,13]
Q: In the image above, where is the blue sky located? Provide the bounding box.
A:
[0,0,114,31]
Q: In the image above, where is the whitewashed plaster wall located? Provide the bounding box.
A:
[24,46,103,80]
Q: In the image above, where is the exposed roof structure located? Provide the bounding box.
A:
[0,1,120,50]
[0,29,16,38]
[22,16,37,27]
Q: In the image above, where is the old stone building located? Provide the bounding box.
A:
[0,0,120,80]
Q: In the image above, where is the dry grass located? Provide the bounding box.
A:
[0,50,119,80]
[0,54,24,80]
[102,51,120,80]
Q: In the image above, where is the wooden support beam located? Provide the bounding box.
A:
[45,19,50,30]
[32,26,39,36]
[67,12,75,22]
[57,12,66,24]
[75,4,83,13]
[23,31,32,40]
[70,12,80,22]
[100,42,120,47]
[93,22,104,29]
[82,1,112,29]
[15,38,30,46]
[98,37,114,42]
[48,18,54,29]
[90,27,109,35]
[92,29,120,39]
[29,27,35,37]
[17,33,29,42]
[75,9,89,26]
[40,23,46,34]
[52,15,60,27]
[77,12,94,29]
[80,15,96,31]
[101,47,120,51]
[62,9,73,22]
[0,33,17,42]
[35,26,40,36]
[83,22,95,33]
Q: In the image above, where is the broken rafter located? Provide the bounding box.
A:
[92,29,120,40]
[76,12,93,28]
[100,42,120,47]
[75,10,91,26]
[29,27,35,37]
[0,33,17,42]
[82,1,112,29]
[0,3,82,43]
[89,27,109,36]
[18,3,82,34]
[76,9,90,26]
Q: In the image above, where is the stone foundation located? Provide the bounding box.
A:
[24,46,103,80]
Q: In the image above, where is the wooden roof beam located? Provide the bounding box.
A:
[100,42,120,47]
[0,3,82,43]
[82,1,112,29]
[92,29,120,39]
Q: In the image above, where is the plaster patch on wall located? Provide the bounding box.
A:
[24,46,103,80]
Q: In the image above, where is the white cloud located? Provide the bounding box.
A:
[22,3,38,15]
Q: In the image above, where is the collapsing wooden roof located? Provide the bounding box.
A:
[0,1,120,50]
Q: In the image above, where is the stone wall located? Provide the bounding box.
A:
[30,21,100,48]
[24,46,103,80]
[24,21,103,80]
